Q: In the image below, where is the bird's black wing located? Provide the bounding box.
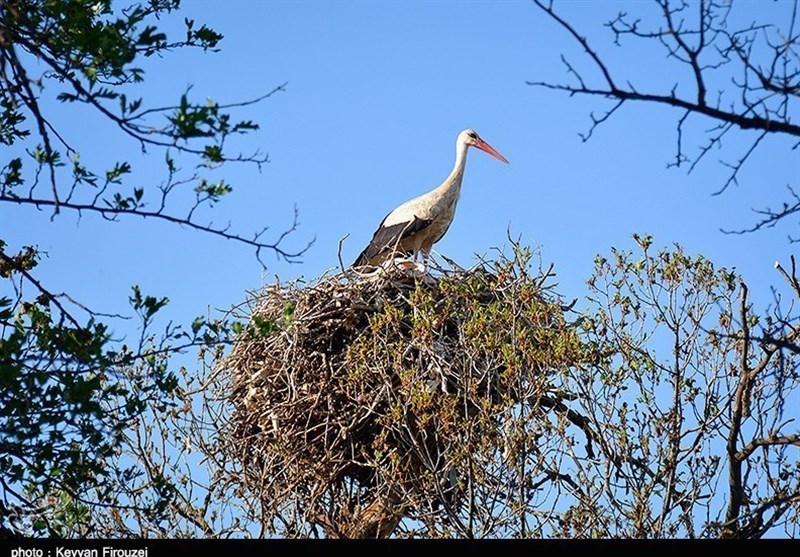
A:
[353,215,432,267]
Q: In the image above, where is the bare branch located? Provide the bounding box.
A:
[531,0,800,234]
[0,194,312,265]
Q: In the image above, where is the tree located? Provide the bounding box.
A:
[3,0,797,540]
[530,0,800,240]
[93,241,799,538]
[574,238,799,538]
[0,0,305,536]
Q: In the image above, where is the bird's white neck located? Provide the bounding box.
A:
[436,139,469,195]
[453,138,470,176]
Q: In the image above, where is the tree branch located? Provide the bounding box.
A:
[527,83,800,136]
[735,433,800,461]
[0,195,312,264]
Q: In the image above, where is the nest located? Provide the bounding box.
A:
[220,256,588,537]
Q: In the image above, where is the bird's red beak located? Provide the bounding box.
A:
[475,138,509,164]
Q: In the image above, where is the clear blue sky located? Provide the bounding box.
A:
[2,0,797,341]
[1,0,798,538]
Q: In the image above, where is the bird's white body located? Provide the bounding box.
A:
[380,141,467,244]
[354,129,507,267]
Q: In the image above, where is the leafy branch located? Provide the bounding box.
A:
[1,0,308,262]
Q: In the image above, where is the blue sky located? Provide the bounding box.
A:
[2,0,797,345]
[1,0,798,538]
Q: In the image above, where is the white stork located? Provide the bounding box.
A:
[353,129,508,268]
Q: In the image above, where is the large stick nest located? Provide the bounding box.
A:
[219,254,590,536]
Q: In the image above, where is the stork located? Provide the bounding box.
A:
[353,129,509,268]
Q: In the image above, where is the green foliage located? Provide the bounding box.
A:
[194,178,232,204]
[0,96,29,145]
[0,244,179,535]
[0,0,271,223]
[0,0,270,536]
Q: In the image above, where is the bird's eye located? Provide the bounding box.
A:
[468,132,477,139]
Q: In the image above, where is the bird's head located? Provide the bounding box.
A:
[459,129,509,164]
